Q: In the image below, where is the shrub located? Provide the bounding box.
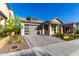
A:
[55,32,79,41]
[8,35,21,44]
[12,26,21,35]
[63,34,79,41]
[0,31,7,38]
[64,37,74,41]
[74,34,79,38]
[55,33,64,39]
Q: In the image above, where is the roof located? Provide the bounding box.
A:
[0,11,7,19]
[63,22,79,25]
[41,18,63,25]
[5,3,9,9]
[50,18,63,24]
[21,19,42,24]
[9,8,14,12]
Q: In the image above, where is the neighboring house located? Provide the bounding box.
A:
[62,22,79,34]
[0,3,14,32]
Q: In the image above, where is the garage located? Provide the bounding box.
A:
[29,25,38,35]
[21,21,41,36]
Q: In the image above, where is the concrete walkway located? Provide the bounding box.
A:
[1,35,79,56]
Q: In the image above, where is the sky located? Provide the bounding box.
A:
[9,3,79,23]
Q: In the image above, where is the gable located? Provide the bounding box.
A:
[51,18,63,24]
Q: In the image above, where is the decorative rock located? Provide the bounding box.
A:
[10,44,18,51]
[11,45,17,49]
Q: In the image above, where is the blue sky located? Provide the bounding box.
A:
[9,3,79,23]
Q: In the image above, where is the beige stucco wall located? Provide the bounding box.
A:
[9,9,15,19]
[0,3,9,18]
[0,18,6,32]
[61,26,63,34]
[49,25,63,36]
[48,25,55,36]
[50,30,54,35]
[0,18,5,26]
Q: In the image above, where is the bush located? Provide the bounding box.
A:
[0,28,12,38]
[55,33,79,41]
[12,26,21,35]
[0,31,7,38]
[63,34,79,41]
[8,35,21,44]
[74,34,79,38]
[76,30,79,34]
[64,37,74,41]
[55,33,64,39]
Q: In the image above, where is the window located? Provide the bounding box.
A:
[51,25,55,31]
[24,24,29,34]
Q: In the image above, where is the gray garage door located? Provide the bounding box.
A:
[29,25,38,35]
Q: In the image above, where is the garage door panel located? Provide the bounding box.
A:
[29,26,38,35]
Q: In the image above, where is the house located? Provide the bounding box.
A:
[21,16,79,36]
[40,18,63,36]
[62,22,79,35]
[0,3,15,32]
[21,17,44,36]
[9,8,15,19]
[21,17,63,36]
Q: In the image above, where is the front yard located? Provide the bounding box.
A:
[0,35,29,54]
[0,16,29,54]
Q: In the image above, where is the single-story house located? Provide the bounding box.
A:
[21,17,63,36]
[21,17,79,36]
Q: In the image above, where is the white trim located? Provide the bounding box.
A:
[42,25,44,34]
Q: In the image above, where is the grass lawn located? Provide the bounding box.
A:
[0,35,29,54]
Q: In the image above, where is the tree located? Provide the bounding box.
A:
[15,16,21,28]
[5,16,15,31]
[0,16,5,32]
[13,16,21,34]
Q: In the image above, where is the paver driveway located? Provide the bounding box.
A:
[1,35,79,56]
[24,35,64,48]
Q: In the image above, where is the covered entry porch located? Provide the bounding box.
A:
[41,23,63,36]
[40,18,63,36]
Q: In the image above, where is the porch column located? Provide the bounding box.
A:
[56,25,58,34]
[48,24,52,36]
[42,25,44,34]
[61,26,63,34]
[73,23,76,36]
